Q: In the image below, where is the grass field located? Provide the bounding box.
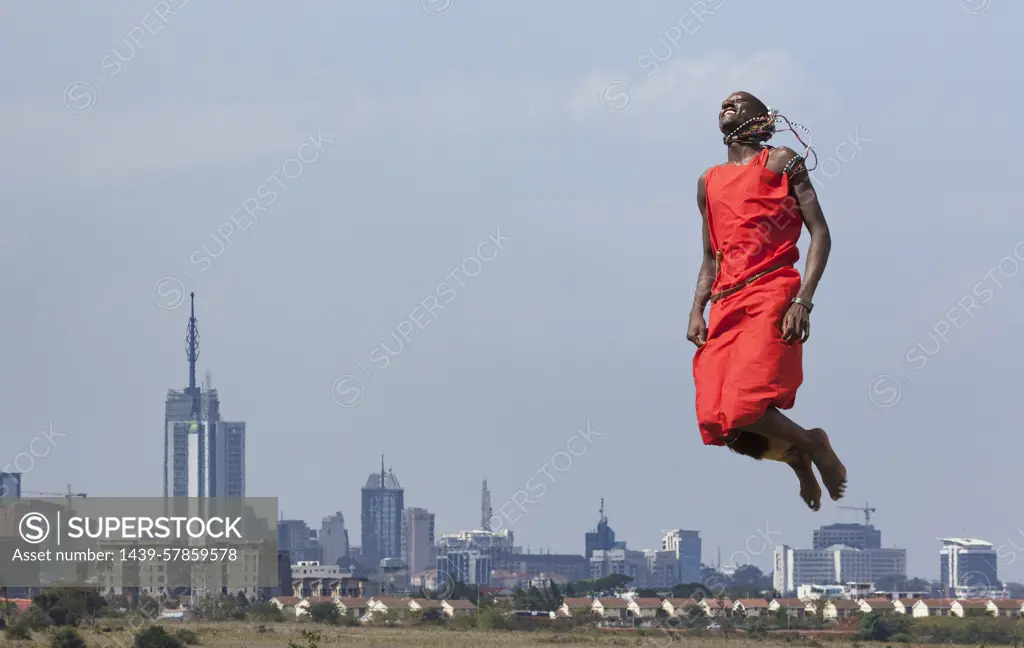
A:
[0,623,948,648]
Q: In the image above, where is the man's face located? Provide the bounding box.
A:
[719,92,765,134]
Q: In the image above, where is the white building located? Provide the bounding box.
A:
[401,508,435,574]
[939,538,998,596]
[661,529,702,584]
[589,548,647,583]
[774,544,906,594]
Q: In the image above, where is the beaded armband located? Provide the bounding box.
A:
[783,155,807,177]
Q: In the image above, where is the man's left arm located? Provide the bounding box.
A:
[783,150,831,304]
[771,147,831,341]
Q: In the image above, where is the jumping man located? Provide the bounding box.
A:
[688,91,847,511]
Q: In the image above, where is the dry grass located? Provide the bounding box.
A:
[0,622,951,648]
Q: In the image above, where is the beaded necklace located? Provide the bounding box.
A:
[723,108,818,173]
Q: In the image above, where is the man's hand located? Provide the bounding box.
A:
[687,311,708,348]
[781,303,810,343]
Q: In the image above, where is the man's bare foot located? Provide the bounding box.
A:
[807,428,847,501]
[787,451,821,511]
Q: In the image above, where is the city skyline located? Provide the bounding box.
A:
[4,1,1022,586]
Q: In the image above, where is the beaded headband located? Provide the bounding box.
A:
[723,107,818,172]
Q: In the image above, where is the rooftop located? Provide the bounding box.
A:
[939,538,993,548]
[363,469,402,491]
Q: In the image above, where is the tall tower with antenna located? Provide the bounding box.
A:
[481,479,492,531]
[185,293,205,495]
[164,293,246,500]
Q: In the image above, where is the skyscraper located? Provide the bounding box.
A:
[360,457,404,567]
[940,538,999,594]
[163,295,246,499]
[321,512,350,566]
[402,507,435,575]
[481,480,492,531]
[585,498,618,559]
[662,529,702,584]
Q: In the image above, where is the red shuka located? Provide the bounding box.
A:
[693,147,804,446]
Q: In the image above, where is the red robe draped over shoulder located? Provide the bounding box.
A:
[693,147,804,446]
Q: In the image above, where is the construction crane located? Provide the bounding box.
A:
[838,501,876,526]
[22,484,88,511]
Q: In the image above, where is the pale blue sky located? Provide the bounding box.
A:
[2,1,1023,582]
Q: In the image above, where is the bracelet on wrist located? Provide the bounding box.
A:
[791,297,813,313]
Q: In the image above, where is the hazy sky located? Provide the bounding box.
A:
[3,1,1023,582]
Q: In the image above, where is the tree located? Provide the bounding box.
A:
[566,574,633,596]
[31,589,107,627]
[859,610,911,641]
[307,602,341,625]
[514,581,562,612]
[731,565,763,587]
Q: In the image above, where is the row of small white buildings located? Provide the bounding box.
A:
[269,595,477,622]
[554,596,1024,622]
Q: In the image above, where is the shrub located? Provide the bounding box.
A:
[174,628,200,645]
[50,627,87,648]
[247,602,284,622]
[287,629,322,648]
[859,611,911,641]
[19,605,54,630]
[133,625,185,648]
[307,602,340,625]
[4,622,32,640]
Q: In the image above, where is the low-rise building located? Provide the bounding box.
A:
[441,599,477,617]
[858,598,897,614]
[269,596,301,615]
[823,599,860,620]
[593,597,630,619]
[912,598,954,617]
[559,597,596,617]
[627,598,664,619]
[951,600,990,618]
[336,597,369,619]
[768,598,808,618]
[662,598,699,618]
[987,599,1024,618]
[733,599,771,617]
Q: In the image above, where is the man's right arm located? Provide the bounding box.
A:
[692,171,716,315]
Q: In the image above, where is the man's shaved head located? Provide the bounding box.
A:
[719,91,773,140]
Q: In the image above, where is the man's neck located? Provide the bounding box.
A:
[726,141,765,165]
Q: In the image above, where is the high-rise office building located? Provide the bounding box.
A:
[163,295,245,499]
[437,550,492,587]
[585,498,620,559]
[360,457,404,567]
[401,508,435,575]
[773,544,906,593]
[813,523,881,550]
[320,512,350,566]
[481,480,492,531]
[662,529,702,584]
[940,538,999,593]
[0,472,21,498]
[279,519,320,563]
